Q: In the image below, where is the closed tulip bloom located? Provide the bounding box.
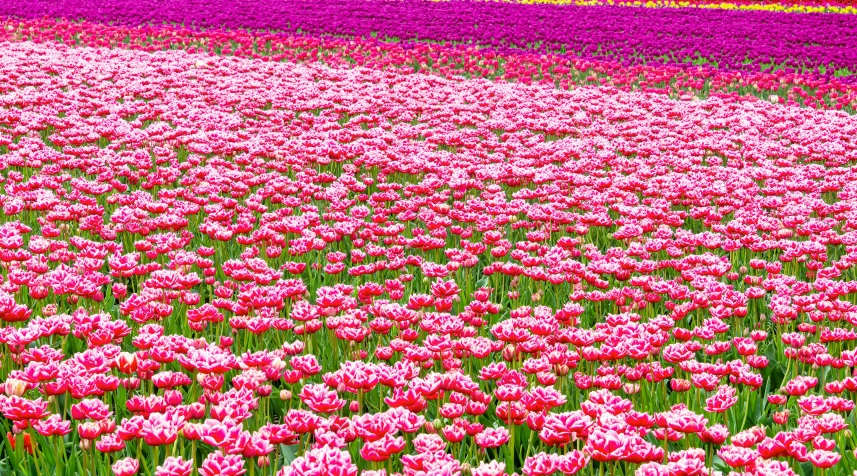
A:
[112,457,139,476]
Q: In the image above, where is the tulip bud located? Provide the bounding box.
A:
[279,389,292,401]
[502,344,518,362]
[164,390,183,406]
[257,456,270,468]
[670,379,691,392]
[116,352,137,374]
[78,422,102,440]
[270,357,287,371]
[4,379,27,397]
[349,401,360,412]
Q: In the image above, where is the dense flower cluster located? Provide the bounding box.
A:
[468,0,857,13]
[0,1,856,476]
[2,0,857,80]
[1,18,856,113]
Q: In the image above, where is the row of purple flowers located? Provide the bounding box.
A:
[2,0,857,79]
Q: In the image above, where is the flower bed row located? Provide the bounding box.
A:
[464,0,857,14]
[3,17,857,113]
[2,0,857,80]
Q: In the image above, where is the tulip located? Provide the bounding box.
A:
[112,457,140,476]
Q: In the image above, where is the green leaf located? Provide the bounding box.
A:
[280,444,299,467]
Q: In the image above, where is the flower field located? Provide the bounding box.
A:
[0,2,856,476]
